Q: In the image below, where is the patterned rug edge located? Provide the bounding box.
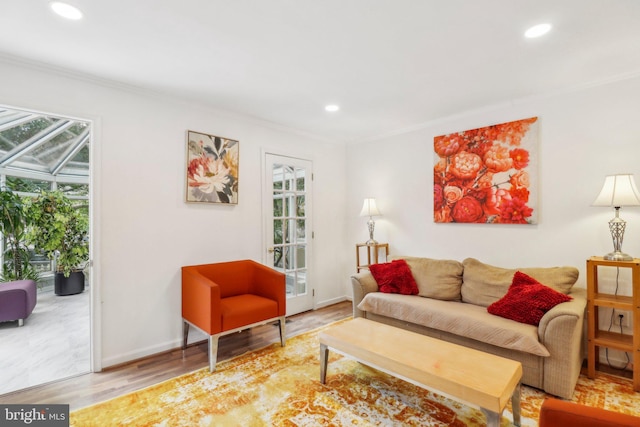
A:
[70,317,637,426]
[71,317,353,413]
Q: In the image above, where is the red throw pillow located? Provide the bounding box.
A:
[369,259,419,295]
[487,271,572,326]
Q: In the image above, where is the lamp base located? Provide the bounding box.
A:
[603,251,633,261]
[365,218,377,246]
[604,211,633,261]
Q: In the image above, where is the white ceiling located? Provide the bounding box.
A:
[1,0,639,142]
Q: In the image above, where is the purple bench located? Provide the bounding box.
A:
[0,280,37,326]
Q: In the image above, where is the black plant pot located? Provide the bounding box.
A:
[54,271,85,296]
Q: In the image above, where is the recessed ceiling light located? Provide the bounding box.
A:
[50,2,83,20]
[524,23,551,38]
[325,105,340,112]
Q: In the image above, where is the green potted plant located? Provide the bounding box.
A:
[26,190,88,295]
[0,190,39,282]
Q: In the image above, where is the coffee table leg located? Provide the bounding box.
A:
[481,409,500,427]
[511,381,522,427]
[481,379,521,427]
[320,343,329,384]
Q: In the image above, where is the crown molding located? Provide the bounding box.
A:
[348,68,640,145]
[0,53,342,145]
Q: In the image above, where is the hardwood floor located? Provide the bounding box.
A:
[1,301,353,410]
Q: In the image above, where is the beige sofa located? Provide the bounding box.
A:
[351,256,586,399]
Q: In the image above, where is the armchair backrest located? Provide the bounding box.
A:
[186,259,285,299]
[539,398,640,427]
[191,260,255,297]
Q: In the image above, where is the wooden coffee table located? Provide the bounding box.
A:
[319,318,522,426]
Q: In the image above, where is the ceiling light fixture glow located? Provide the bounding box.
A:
[325,105,340,112]
[524,23,551,38]
[50,2,83,20]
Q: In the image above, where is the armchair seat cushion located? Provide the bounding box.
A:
[221,294,279,331]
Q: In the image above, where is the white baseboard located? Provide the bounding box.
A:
[102,340,180,368]
[598,347,633,371]
[315,295,350,310]
[103,297,354,368]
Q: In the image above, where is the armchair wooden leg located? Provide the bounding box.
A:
[209,334,220,372]
[278,316,286,347]
[182,320,189,350]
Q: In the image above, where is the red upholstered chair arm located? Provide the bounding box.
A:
[539,398,640,427]
[181,268,222,335]
[248,261,286,316]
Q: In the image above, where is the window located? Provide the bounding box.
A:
[0,107,90,279]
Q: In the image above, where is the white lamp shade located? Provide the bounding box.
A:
[593,174,640,207]
[360,198,381,217]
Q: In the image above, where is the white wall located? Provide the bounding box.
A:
[347,76,640,281]
[0,57,350,367]
[3,54,639,370]
[346,75,640,367]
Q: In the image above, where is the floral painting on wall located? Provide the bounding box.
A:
[186,130,239,204]
[433,117,538,224]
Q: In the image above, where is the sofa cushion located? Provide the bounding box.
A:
[390,256,463,301]
[357,292,550,357]
[369,259,419,295]
[487,271,573,325]
[461,258,579,307]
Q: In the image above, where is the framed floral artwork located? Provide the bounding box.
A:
[433,117,538,224]
[186,130,239,204]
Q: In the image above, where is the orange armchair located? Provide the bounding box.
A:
[539,398,640,427]
[182,260,286,372]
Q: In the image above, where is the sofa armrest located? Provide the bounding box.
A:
[538,287,587,335]
[537,287,587,399]
[351,271,380,318]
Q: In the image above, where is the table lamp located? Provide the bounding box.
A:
[592,174,640,261]
[360,198,381,245]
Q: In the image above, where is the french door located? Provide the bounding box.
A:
[263,153,313,316]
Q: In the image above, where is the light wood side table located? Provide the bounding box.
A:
[355,242,389,272]
[586,256,640,391]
